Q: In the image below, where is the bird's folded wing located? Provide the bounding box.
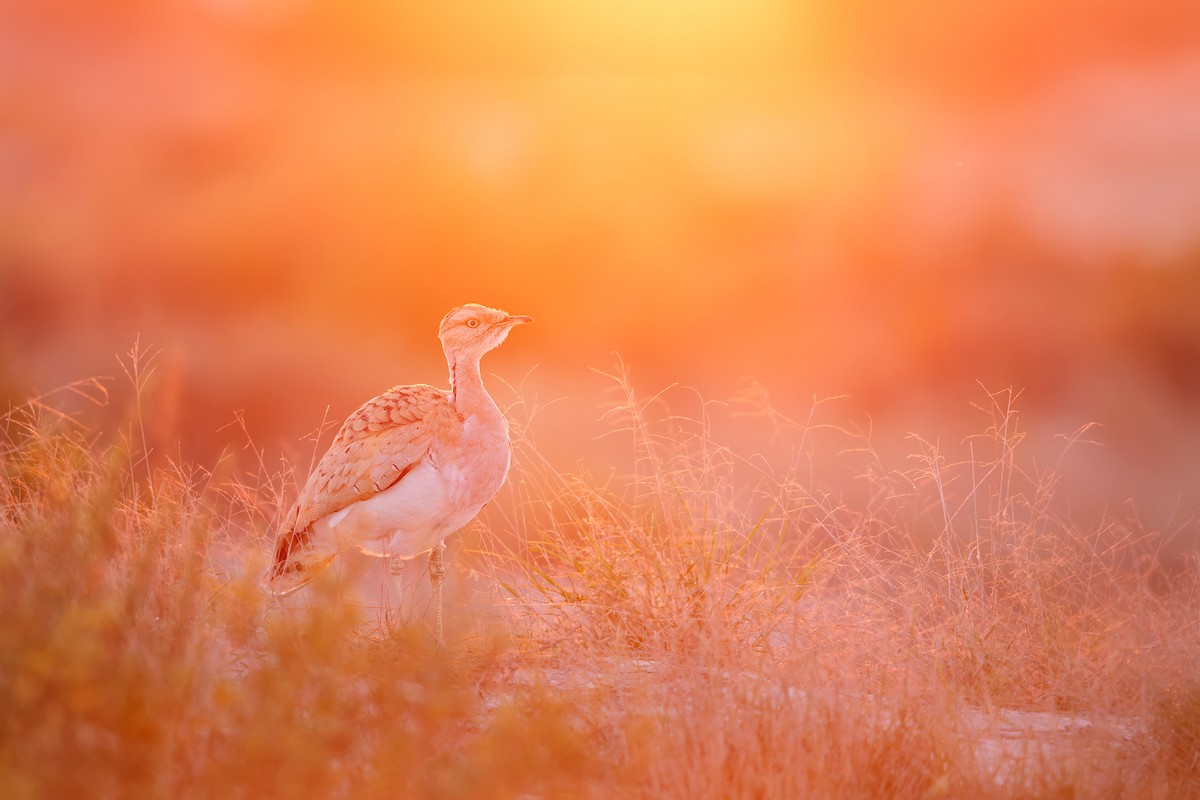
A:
[281,384,460,538]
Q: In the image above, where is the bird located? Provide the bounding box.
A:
[264,303,532,647]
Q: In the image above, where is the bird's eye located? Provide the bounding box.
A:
[466,318,480,328]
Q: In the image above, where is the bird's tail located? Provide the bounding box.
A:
[263,524,336,596]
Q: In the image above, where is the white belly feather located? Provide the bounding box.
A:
[311,424,510,560]
[312,460,481,559]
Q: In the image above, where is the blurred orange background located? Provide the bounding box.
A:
[2,1,1198,532]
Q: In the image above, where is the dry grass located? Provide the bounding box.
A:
[1,362,1197,799]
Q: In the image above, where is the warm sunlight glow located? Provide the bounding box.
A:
[3,2,1200,797]
[2,0,1199,527]
[555,0,790,59]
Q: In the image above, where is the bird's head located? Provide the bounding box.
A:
[438,303,533,360]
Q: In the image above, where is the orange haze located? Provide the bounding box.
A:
[2,1,1199,530]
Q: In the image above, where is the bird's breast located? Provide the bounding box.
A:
[438,412,512,510]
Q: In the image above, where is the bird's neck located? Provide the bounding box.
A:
[447,351,499,418]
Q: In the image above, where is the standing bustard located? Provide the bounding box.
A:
[265,303,532,646]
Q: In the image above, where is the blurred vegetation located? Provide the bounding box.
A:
[2,2,1198,534]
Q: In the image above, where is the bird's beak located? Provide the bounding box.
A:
[505,314,534,326]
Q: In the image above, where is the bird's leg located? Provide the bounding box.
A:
[429,543,447,649]
[387,555,404,629]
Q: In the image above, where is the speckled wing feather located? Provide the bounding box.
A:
[266,384,460,593]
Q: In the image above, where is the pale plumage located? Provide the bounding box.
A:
[265,304,532,645]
